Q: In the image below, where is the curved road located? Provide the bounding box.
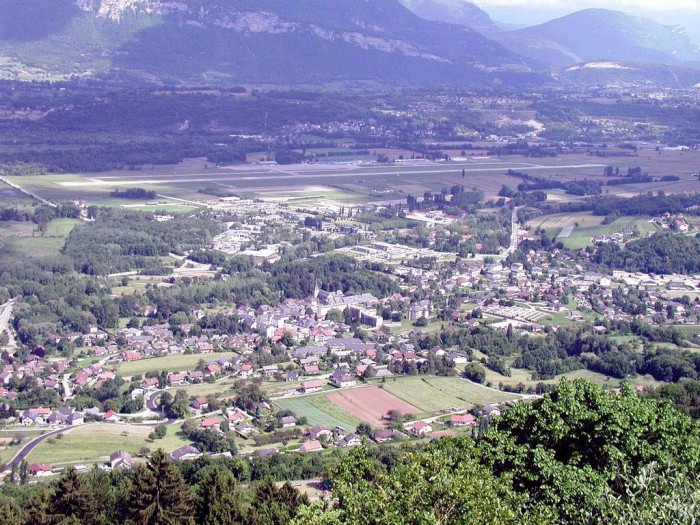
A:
[4,427,66,470]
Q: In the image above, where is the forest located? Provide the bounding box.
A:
[593,232,700,275]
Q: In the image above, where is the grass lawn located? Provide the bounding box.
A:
[26,424,192,467]
[379,376,520,413]
[115,352,237,377]
[44,218,80,238]
[482,366,661,390]
[0,439,24,467]
[178,380,235,398]
[3,236,66,258]
[273,394,361,430]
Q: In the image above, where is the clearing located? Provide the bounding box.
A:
[273,394,361,430]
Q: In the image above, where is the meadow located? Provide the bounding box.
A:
[26,424,191,467]
[379,376,520,412]
[114,352,237,377]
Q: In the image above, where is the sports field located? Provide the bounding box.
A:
[380,376,520,413]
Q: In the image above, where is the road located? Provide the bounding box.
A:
[502,206,522,258]
[4,427,66,469]
[0,300,17,351]
[0,176,56,207]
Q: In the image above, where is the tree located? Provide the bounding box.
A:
[127,449,193,525]
[53,467,94,523]
[330,444,545,525]
[463,363,486,384]
[247,479,309,525]
[0,498,24,525]
[154,425,167,439]
[289,504,342,525]
[484,379,700,522]
[194,466,244,525]
[356,422,372,437]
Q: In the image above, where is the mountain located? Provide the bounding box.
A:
[499,9,700,68]
[0,0,537,86]
[397,0,499,36]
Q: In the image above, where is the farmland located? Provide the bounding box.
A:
[527,212,657,249]
[326,386,422,426]
[273,393,361,430]
[379,376,521,413]
[26,424,191,467]
[0,217,79,260]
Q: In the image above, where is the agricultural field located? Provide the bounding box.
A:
[273,393,361,430]
[528,212,657,249]
[26,423,191,467]
[326,386,423,426]
[379,376,520,413]
[114,352,237,377]
[0,216,79,261]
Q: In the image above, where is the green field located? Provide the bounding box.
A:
[115,352,237,377]
[0,217,78,260]
[480,365,661,390]
[273,394,361,430]
[26,424,191,467]
[380,376,520,412]
[44,218,80,237]
[529,212,657,250]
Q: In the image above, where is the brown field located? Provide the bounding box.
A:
[326,386,421,426]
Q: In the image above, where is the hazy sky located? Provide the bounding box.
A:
[479,0,699,9]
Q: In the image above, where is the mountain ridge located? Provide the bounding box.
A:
[0,0,538,86]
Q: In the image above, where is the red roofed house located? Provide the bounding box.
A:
[410,421,432,436]
[121,351,142,362]
[299,440,323,453]
[450,414,477,427]
[191,397,209,411]
[199,418,222,430]
[103,410,120,422]
[300,380,324,394]
[30,463,52,477]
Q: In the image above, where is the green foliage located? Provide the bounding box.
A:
[330,443,547,525]
[463,362,486,384]
[127,449,193,525]
[594,232,700,275]
[64,209,223,275]
[484,379,700,522]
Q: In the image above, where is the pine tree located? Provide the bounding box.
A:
[27,490,62,525]
[0,498,25,525]
[127,449,193,525]
[194,467,244,525]
[53,467,94,524]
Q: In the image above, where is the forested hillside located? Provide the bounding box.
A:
[593,232,700,274]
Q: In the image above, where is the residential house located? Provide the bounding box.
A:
[450,414,477,427]
[409,421,433,436]
[109,451,133,469]
[329,369,357,388]
[170,445,202,461]
[299,440,323,453]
